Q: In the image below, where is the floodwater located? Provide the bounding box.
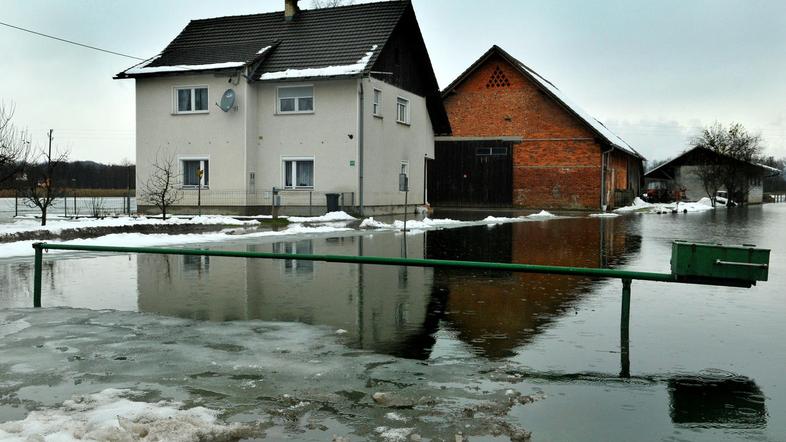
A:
[1,204,785,440]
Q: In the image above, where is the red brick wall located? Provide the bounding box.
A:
[443,53,605,209]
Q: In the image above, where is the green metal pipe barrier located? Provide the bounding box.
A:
[31,241,676,292]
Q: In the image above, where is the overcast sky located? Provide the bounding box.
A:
[1,0,785,164]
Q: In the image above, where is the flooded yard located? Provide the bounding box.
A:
[1,205,785,440]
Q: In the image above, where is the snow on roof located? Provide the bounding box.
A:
[256,45,272,55]
[259,45,377,81]
[124,57,246,75]
[517,63,642,158]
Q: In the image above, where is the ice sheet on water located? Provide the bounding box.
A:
[614,197,715,214]
[0,308,538,440]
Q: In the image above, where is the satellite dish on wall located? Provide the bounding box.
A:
[217,89,236,112]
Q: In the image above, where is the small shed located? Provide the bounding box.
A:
[645,147,781,204]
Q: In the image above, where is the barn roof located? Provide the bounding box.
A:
[442,45,645,160]
[115,1,409,80]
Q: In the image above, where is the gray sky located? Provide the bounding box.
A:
[1,0,785,164]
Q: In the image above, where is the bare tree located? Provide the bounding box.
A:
[85,196,106,218]
[690,122,764,205]
[0,101,31,184]
[142,152,182,220]
[311,0,355,8]
[24,130,69,226]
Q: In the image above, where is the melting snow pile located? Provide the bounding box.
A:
[614,197,715,214]
[0,388,254,441]
[527,210,556,218]
[288,211,356,223]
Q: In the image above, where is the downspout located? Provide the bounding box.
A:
[358,78,365,216]
[601,145,614,211]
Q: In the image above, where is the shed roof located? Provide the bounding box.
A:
[116,1,409,80]
[645,146,782,180]
[442,45,645,160]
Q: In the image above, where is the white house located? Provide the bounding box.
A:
[116,0,450,215]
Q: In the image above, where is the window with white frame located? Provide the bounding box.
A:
[283,158,314,189]
[396,97,410,124]
[277,86,314,113]
[175,87,209,113]
[182,159,209,187]
[373,88,383,116]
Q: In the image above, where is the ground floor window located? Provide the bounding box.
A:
[182,159,209,187]
[283,158,314,189]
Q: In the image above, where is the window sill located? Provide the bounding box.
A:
[396,120,411,126]
[181,186,209,190]
[373,114,383,119]
[172,111,209,115]
[276,111,315,116]
[282,187,315,191]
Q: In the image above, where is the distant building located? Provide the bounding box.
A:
[645,147,781,204]
[115,0,449,215]
[428,45,645,210]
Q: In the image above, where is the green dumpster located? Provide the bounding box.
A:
[671,241,770,286]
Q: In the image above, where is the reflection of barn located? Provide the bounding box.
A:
[429,46,645,210]
[645,146,781,204]
[425,218,640,359]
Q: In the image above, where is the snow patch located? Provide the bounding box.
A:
[527,210,556,218]
[125,60,246,75]
[288,211,356,223]
[260,45,378,80]
[0,215,256,236]
[374,426,415,441]
[589,213,620,218]
[614,197,715,214]
[0,388,253,441]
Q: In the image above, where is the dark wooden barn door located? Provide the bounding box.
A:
[427,140,513,207]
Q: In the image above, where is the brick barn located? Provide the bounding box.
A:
[428,46,644,210]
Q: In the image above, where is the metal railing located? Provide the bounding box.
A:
[28,242,762,378]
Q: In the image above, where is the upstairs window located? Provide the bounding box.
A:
[283,158,314,189]
[182,159,209,187]
[278,86,314,113]
[373,88,383,116]
[175,87,208,113]
[396,97,410,125]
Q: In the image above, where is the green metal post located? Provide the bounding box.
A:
[620,278,631,378]
[33,243,43,308]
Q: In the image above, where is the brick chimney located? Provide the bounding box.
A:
[285,0,300,21]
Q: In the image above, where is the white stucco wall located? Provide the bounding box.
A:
[362,77,434,209]
[136,73,249,208]
[136,74,436,213]
[254,79,359,206]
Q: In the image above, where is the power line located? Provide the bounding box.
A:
[0,20,145,60]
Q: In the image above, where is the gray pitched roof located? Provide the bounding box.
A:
[116,1,409,79]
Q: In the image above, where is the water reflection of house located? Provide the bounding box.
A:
[136,233,436,358]
[426,217,639,359]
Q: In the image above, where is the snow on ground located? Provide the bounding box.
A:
[0,388,253,441]
[360,211,561,232]
[0,215,257,236]
[0,225,352,259]
[287,211,356,223]
[589,213,620,218]
[614,197,715,214]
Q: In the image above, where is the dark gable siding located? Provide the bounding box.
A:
[371,6,451,134]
